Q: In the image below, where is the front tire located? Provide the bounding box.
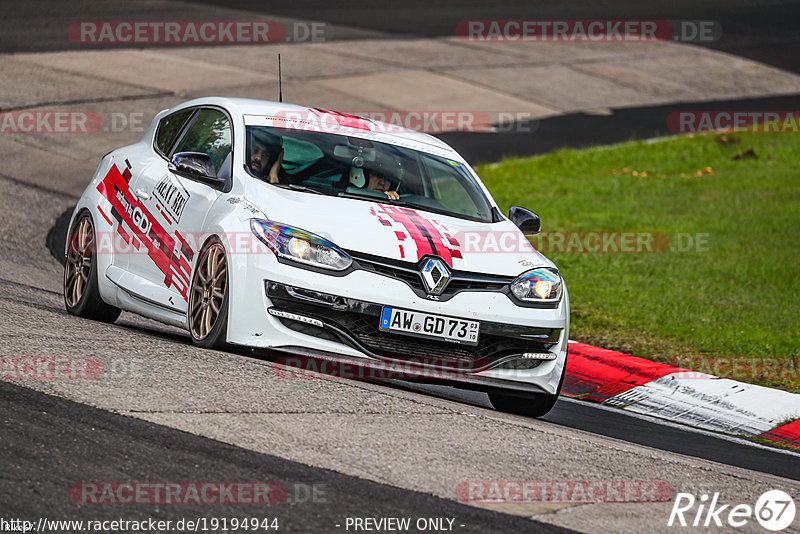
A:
[188,238,229,349]
[63,212,122,322]
[488,357,567,418]
[488,391,560,418]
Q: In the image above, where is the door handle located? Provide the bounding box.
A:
[134,188,149,200]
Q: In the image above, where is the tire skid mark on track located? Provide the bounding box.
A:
[124,409,455,415]
[0,91,175,113]
[0,294,63,315]
[0,276,61,296]
[0,172,79,201]
[0,278,64,316]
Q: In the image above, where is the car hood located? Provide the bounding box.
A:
[243,180,554,277]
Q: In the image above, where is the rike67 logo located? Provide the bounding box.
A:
[668,490,796,531]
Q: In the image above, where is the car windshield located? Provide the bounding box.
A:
[245,126,494,222]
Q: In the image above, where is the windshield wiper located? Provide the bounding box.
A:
[337,190,412,205]
[338,190,441,212]
[274,183,327,195]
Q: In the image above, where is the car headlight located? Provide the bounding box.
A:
[510,268,562,303]
[250,219,352,271]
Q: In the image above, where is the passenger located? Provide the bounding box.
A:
[249,132,285,183]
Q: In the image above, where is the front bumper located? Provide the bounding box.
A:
[224,250,569,395]
[266,282,560,374]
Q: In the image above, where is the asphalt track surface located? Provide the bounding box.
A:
[0,380,573,533]
[3,0,799,75]
[394,383,800,482]
[438,93,800,164]
[193,0,800,74]
[2,2,800,532]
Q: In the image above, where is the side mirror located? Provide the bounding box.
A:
[170,152,223,188]
[509,206,541,235]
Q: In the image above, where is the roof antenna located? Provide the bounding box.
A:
[277,53,283,103]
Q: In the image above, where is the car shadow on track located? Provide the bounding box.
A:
[46,207,73,265]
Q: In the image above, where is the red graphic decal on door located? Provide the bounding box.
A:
[96,164,193,301]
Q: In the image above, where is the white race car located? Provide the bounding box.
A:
[64,97,569,417]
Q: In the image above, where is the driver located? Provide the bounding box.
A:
[249,130,285,183]
[350,157,402,200]
[365,169,399,200]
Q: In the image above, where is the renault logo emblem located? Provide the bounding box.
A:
[420,257,450,295]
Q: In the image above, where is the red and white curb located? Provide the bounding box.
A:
[564,342,800,448]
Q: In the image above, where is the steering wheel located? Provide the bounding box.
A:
[343,187,392,199]
[398,193,447,210]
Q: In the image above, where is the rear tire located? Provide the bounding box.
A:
[188,238,229,349]
[63,212,122,323]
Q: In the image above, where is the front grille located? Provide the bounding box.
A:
[267,283,556,370]
[358,258,422,288]
[350,251,513,300]
[445,279,506,292]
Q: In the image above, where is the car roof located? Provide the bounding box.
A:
[169,96,460,157]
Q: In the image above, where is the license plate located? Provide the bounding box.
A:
[379,307,479,345]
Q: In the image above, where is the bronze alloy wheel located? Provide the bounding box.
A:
[64,216,94,308]
[63,213,121,322]
[189,241,228,342]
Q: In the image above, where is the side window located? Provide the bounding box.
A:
[155,109,194,156]
[172,109,232,174]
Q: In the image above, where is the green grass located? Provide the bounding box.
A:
[476,131,800,392]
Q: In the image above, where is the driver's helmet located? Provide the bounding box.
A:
[362,154,403,189]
